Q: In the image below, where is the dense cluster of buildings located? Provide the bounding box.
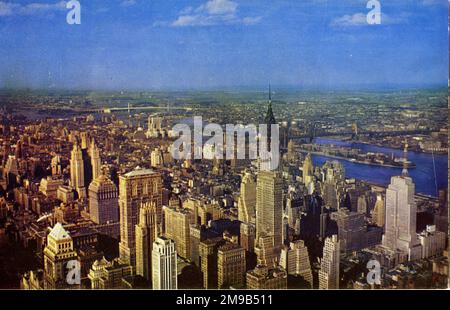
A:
[0,93,447,290]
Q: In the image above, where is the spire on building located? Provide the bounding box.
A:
[402,140,409,177]
[265,84,276,125]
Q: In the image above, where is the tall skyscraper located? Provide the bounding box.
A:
[238,171,256,223]
[382,143,423,261]
[90,139,101,181]
[240,222,256,253]
[319,235,340,289]
[119,168,162,268]
[189,224,206,266]
[382,175,422,261]
[88,174,119,225]
[150,147,164,168]
[279,240,313,288]
[255,171,283,264]
[4,155,18,189]
[43,223,78,289]
[135,201,158,282]
[163,206,195,260]
[147,116,163,138]
[70,143,86,199]
[80,132,90,150]
[254,235,278,267]
[372,194,385,227]
[51,154,61,176]
[217,243,246,289]
[199,237,225,289]
[152,237,177,290]
[258,84,279,172]
[333,209,366,254]
[302,153,314,185]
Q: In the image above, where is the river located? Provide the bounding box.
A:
[310,138,448,197]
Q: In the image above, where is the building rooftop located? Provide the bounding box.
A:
[48,222,71,240]
[122,167,156,178]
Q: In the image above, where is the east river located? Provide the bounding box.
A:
[311,138,448,198]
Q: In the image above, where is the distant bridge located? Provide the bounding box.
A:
[289,129,434,139]
[82,106,196,114]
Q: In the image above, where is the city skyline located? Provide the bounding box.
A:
[0,0,448,294]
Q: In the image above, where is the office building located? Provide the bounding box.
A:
[217,242,246,289]
[88,174,119,225]
[119,168,162,268]
[135,201,158,282]
[70,143,86,199]
[163,205,195,260]
[246,265,287,289]
[382,174,422,261]
[279,240,313,288]
[43,223,78,289]
[238,171,256,223]
[319,235,340,289]
[255,171,283,263]
[152,237,177,290]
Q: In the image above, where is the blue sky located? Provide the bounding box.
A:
[0,0,448,90]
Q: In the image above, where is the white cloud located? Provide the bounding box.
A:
[169,0,261,27]
[331,13,367,27]
[0,2,18,16]
[202,0,237,15]
[179,6,194,15]
[0,1,67,17]
[120,0,137,7]
[421,0,447,6]
[242,16,262,26]
[331,12,407,27]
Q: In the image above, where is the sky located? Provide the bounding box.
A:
[0,0,448,90]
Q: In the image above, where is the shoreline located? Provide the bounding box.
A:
[317,136,448,155]
[298,149,414,169]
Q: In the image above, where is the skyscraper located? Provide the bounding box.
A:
[238,171,256,224]
[147,116,163,138]
[90,139,101,181]
[163,205,195,260]
[382,175,422,261]
[152,237,177,290]
[246,265,287,289]
[70,143,86,199]
[88,174,119,225]
[239,222,256,253]
[255,171,283,263]
[333,209,366,254]
[319,235,340,289]
[135,201,158,282]
[51,154,61,176]
[43,223,78,289]
[372,194,385,227]
[119,168,162,268]
[88,258,133,289]
[259,84,279,172]
[302,153,314,185]
[217,243,246,289]
[279,240,313,288]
